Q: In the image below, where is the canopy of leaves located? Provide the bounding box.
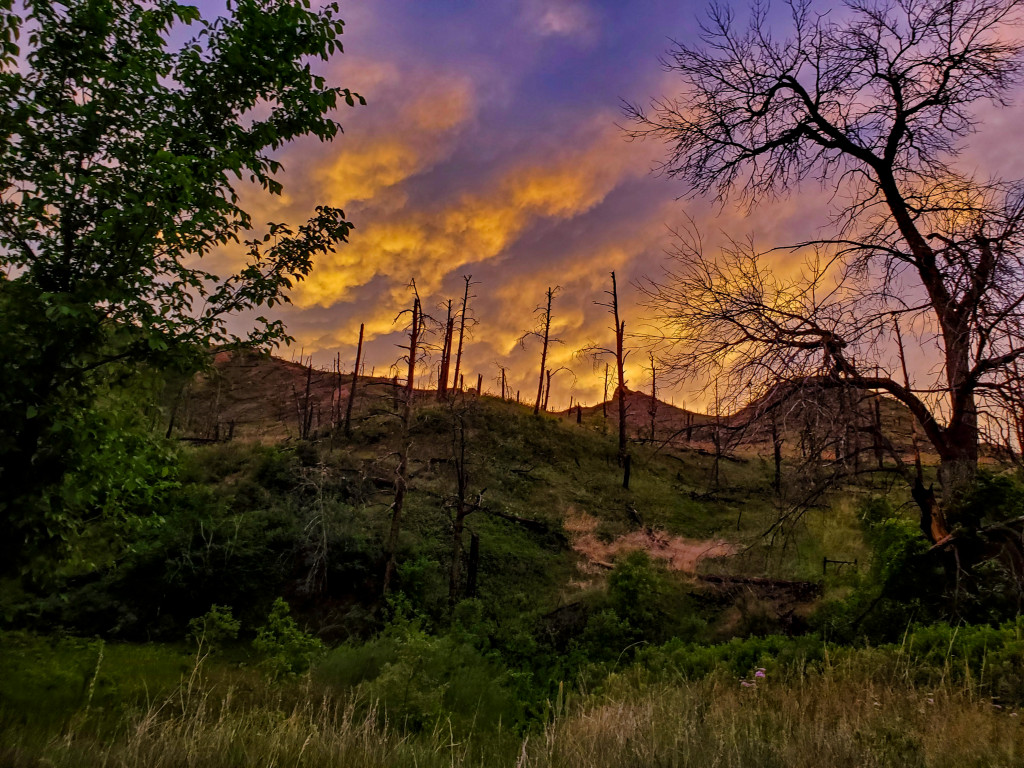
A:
[0,0,363,576]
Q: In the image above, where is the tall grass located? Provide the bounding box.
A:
[4,652,1021,768]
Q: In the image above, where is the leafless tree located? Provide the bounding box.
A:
[383,283,425,596]
[630,0,1024,543]
[520,286,562,415]
[581,273,631,463]
[343,323,364,437]
[451,275,479,394]
[437,300,454,401]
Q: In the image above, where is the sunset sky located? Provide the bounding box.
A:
[204,0,1024,412]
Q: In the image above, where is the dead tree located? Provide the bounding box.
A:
[383,287,424,596]
[542,366,575,412]
[581,273,630,462]
[631,0,1024,547]
[294,354,315,440]
[648,351,658,444]
[519,286,561,416]
[445,403,485,610]
[451,275,477,394]
[437,300,454,401]
[344,323,364,437]
[611,274,628,462]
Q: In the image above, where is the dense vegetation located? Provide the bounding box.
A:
[4,382,1024,766]
[5,0,1024,765]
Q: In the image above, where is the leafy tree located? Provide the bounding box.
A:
[0,0,362,576]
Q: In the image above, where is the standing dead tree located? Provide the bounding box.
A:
[293,354,316,440]
[437,300,454,401]
[647,351,658,444]
[445,401,486,611]
[520,286,562,416]
[631,0,1024,546]
[581,272,631,463]
[543,366,576,413]
[343,323,364,437]
[383,284,425,596]
[450,275,478,394]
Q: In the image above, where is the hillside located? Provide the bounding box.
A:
[8,352,1024,768]
[175,351,923,463]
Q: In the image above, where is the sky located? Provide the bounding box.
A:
[202,0,1024,412]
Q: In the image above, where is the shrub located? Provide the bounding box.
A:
[253,598,323,678]
[187,604,240,654]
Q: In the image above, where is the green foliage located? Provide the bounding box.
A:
[948,471,1024,530]
[316,616,524,733]
[607,551,666,631]
[187,605,240,654]
[814,497,941,642]
[253,598,323,678]
[635,633,827,681]
[0,369,182,579]
[0,0,361,577]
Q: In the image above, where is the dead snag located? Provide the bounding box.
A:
[383,289,423,596]
[344,323,364,437]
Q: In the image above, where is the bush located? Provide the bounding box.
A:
[315,617,525,733]
[253,598,323,678]
[187,604,240,654]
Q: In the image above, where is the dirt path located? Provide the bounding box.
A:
[564,511,735,574]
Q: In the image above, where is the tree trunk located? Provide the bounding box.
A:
[451,275,472,393]
[437,308,454,401]
[611,273,628,463]
[383,296,420,596]
[534,287,554,415]
[648,351,657,444]
[344,323,363,437]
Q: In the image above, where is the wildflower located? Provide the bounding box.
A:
[754,668,766,679]
[1011,712,1019,718]
[740,680,756,688]
[926,698,934,705]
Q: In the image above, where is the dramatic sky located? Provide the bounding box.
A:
[205,0,1024,411]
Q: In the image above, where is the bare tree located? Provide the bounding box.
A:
[581,273,631,462]
[451,275,478,394]
[648,351,658,444]
[437,300,454,401]
[520,286,562,415]
[444,401,485,611]
[631,0,1024,543]
[343,323,364,437]
[383,284,425,596]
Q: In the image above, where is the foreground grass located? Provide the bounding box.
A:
[4,652,1022,768]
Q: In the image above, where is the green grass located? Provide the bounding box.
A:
[5,629,1024,768]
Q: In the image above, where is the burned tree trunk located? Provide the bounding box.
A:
[534,287,555,415]
[648,351,658,444]
[451,275,473,394]
[344,323,364,437]
[437,302,454,401]
[383,294,422,596]
[611,272,629,464]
